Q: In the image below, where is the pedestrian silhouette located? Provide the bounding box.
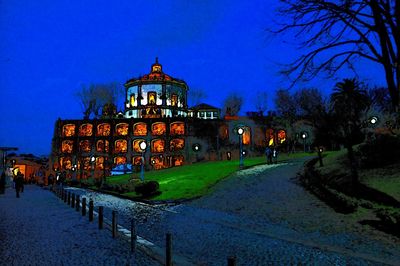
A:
[15,171,24,198]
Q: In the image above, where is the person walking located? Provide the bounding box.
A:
[265,147,273,164]
[0,171,6,194]
[15,171,24,198]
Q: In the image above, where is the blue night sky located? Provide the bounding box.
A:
[0,0,386,156]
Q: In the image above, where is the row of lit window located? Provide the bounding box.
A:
[62,122,184,137]
[61,138,184,154]
[58,155,184,171]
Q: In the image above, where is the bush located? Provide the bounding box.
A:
[358,134,400,168]
[135,181,160,197]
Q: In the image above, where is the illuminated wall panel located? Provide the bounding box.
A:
[172,155,184,166]
[151,139,165,153]
[116,123,129,136]
[79,140,91,152]
[60,157,72,170]
[170,122,185,135]
[62,124,76,137]
[61,140,73,153]
[133,122,147,136]
[96,140,109,152]
[150,155,164,170]
[114,139,127,153]
[114,156,127,165]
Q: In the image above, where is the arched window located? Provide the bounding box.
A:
[170,138,185,151]
[96,140,109,152]
[151,139,165,153]
[62,124,76,137]
[115,123,129,136]
[97,123,111,136]
[133,122,147,136]
[61,140,73,153]
[170,122,185,135]
[152,122,166,135]
[79,123,93,136]
[114,139,127,153]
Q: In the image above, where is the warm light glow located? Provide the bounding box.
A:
[170,138,185,151]
[170,122,185,135]
[60,157,72,170]
[62,124,76,137]
[148,92,156,105]
[116,123,129,136]
[97,123,111,136]
[150,156,165,170]
[242,128,251,145]
[152,122,166,135]
[114,139,127,153]
[277,130,286,144]
[96,157,105,170]
[79,124,93,136]
[171,94,178,106]
[61,140,73,153]
[172,155,184,166]
[130,94,135,106]
[133,139,145,153]
[266,129,274,147]
[151,139,165,153]
[96,140,109,152]
[114,156,127,165]
[133,156,143,165]
[79,140,91,152]
[133,122,148,136]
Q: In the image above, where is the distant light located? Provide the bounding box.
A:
[319,148,323,153]
[237,127,244,135]
[301,132,308,139]
[370,116,378,124]
[192,143,201,152]
[90,156,96,163]
[151,160,156,164]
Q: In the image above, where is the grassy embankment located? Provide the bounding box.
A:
[107,152,312,201]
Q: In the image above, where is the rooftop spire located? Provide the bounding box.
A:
[151,57,162,73]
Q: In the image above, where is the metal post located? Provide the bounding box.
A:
[239,135,243,169]
[82,198,86,216]
[228,256,236,266]
[98,206,103,229]
[71,193,75,208]
[166,233,172,266]
[76,195,80,211]
[89,200,94,222]
[140,152,145,181]
[131,219,136,253]
[67,191,71,205]
[112,211,117,238]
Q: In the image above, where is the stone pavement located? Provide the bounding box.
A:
[0,185,160,266]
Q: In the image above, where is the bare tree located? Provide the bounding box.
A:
[274,89,297,123]
[222,93,244,116]
[275,0,399,111]
[255,91,269,115]
[76,83,123,119]
[188,88,207,107]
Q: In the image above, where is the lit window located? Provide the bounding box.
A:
[114,156,127,165]
[150,155,164,170]
[277,130,286,144]
[151,139,165,153]
[266,129,274,146]
[173,155,184,166]
[60,157,72,170]
[61,140,73,153]
[170,138,185,151]
[133,122,147,136]
[114,139,127,153]
[243,127,251,145]
[171,94,178,107]
[79,140,91,152]
[170,122,185,135]
[133,139,146,153]
[96,140,109,152]
[79,124,93,136]
[97,123,111,136]
[152,122,166,135]
[115,123,129,136]
[206,112,212,118]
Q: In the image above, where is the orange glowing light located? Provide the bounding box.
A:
[150,156,164,170]
[60,157,72,170]
[277,130,286,144]
[151,139,165,153]
[114,156,127,165]
[61,140,73,153]
[170,122,185,135]
[133,139,146,153]
[96,140,109,152]
[133,156,143,165]
[243,127,251,145]
[170,138,185,151]
[79,124,93,136]
[152,122,166,135]
[96,157,105,170]
[97,123,111,136]
[133,122,147,136]
[114,139,127,153]
[173,155,184,166]
[63,124,76,137]
[79,140,91,152]
[171,94,178,106]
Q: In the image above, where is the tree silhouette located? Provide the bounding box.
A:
[275,0,399,111]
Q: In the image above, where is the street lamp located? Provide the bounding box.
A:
[369,116,378,125]
[237,127,244,169]
[90,155,96,179]
[301,132,308,153]
[139,140,147,181]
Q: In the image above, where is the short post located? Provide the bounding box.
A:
[67,191,71,205]
[75,195,80,211]
[166,233,172,266]
[63,190,67,202]
[228,256,236,266]
[71,193,75,208]
[112,211,117,238]
[130,219,136,254]
[82,198,86,216]
[89,200,94,222]
[318,148,324,167]
[98,206,103,229]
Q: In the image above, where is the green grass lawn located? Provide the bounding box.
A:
[107,151,313,201]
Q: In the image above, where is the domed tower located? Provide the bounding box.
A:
[124,58,189,118]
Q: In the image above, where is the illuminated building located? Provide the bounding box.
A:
[50,59,287,180]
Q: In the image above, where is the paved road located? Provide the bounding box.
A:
[0,185,160,266]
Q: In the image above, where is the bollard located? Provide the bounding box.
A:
[75,196,80,211]
[228,256,236,266]
[112,211,117,238]
[82,198,86,216]
[130,219,136,254]
[89,200,94,222]
[67,191,71,205]
[98,206,103,229]
[166,233,172,266]
[71,193,75,208]
[63,190,67,202]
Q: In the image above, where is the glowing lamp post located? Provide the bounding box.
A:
[72,164,77,180]
[237,127,244,169]
[90,156,96,179]
[301,132,308,153]
[369,116,378,125]
[139,141,147,181]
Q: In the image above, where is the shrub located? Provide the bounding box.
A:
[358,134,400,168]
[135,181,160,197]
